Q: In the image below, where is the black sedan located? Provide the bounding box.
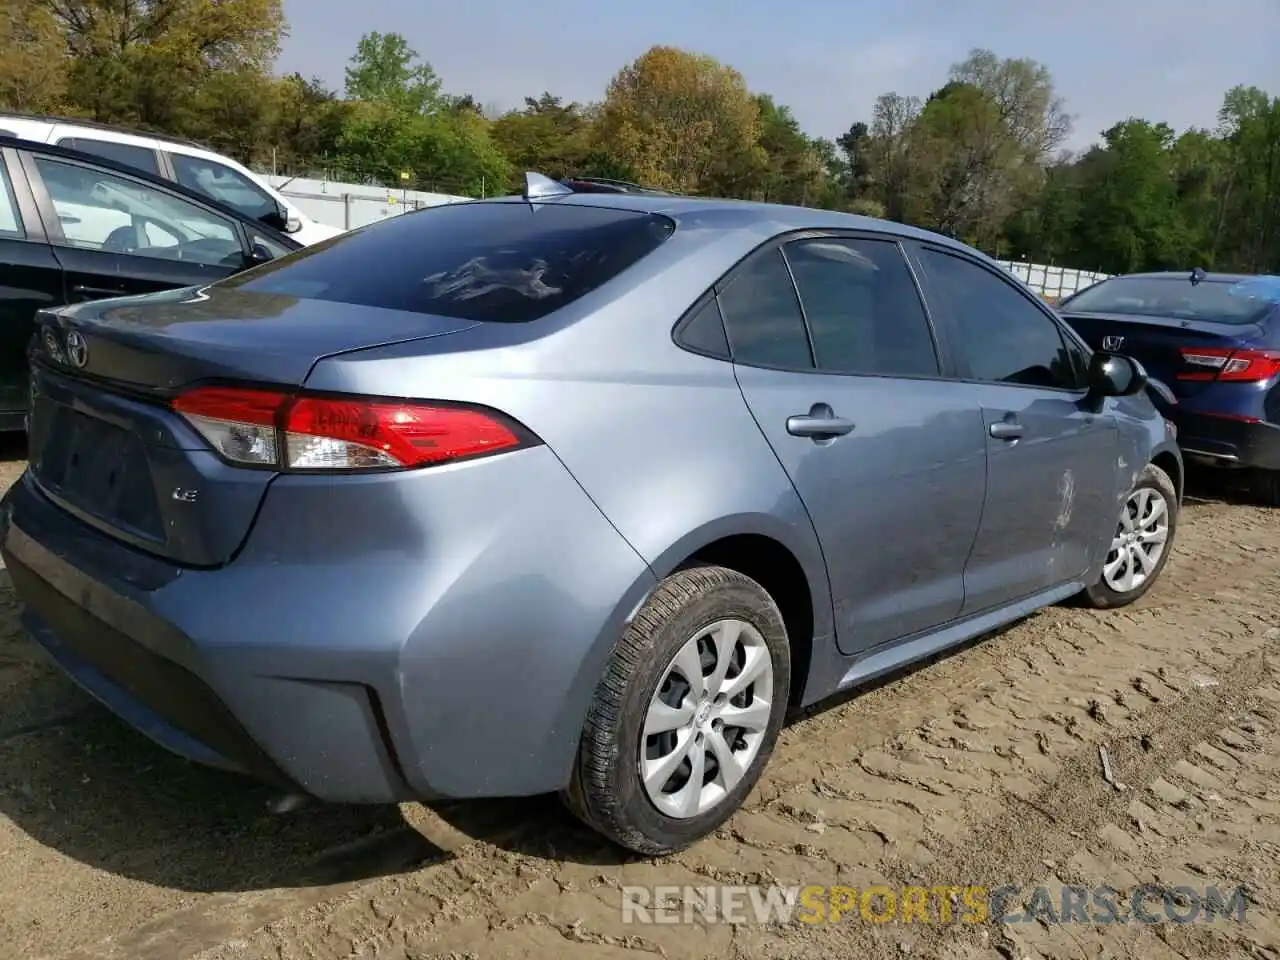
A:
[0,135,301,430]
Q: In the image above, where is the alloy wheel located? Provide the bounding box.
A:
[1103,486,1171,593]
[639,618,775,819]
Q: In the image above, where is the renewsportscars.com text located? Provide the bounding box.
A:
[620,883,1251,926]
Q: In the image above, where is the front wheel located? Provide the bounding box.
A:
[1078,462,1178,609]
[562,565,791,856]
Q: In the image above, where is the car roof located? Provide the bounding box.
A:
[0,111,204,149]
[475,191,978,254]
[0,134,299,249]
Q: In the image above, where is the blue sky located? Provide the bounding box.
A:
[279,0,1280,153]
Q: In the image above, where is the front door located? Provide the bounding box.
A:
[912,245,1119,613]
[23,152,248,304]
[0,151,63,421]
[722,236,987,656]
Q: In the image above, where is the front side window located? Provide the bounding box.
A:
[224,201,675,323]
[920,248,1085,390]
[784,237,938,377]
[248,230,294,261]
[56,137,160,176]
[717,248,813,370]
[34,157,243,268]
[170,154,279,223]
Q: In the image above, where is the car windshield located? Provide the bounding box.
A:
[1063,275,1280,324]
[222,201,676,322]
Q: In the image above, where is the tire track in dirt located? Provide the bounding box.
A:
[84,501,1274,960]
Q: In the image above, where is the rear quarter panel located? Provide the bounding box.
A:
[303,226,837,741]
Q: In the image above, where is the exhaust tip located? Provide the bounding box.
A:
[266,791,310,815]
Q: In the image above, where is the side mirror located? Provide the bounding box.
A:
[261,202,302,234]
[247,241,274,265]
[1085,351,1147,408]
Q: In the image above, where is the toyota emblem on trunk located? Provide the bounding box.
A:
[1102,335,1125,351]
[65,331,88,368]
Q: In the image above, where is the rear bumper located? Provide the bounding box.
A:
[1176,412,1280,471]
[0,446,654,803]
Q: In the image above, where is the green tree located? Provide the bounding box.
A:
[592,46,765,193]
[343,31,441,115]
[1215,86,1280,272]
[1072,120,1183,273]
[0,0,67,111]
[44,0,286,131]
[490,93,591,182]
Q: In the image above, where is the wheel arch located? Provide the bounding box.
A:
[646,514,833,707]
[1150,440,1184,504]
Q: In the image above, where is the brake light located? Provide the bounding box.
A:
[172,386,532,471]
[1177,347,1280,382]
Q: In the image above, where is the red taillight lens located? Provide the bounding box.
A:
[172,386,530,471]
[1177,346,1280,382]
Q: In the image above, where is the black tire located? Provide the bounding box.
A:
[1250,469,1280,507]
[562,565,791,856]
[1078,462,1178,609]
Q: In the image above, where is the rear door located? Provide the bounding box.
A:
[0,147,64,420]
[20,150,251,303]
[726,233,987,656]
[912,244,1120,613]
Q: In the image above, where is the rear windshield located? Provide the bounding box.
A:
[222,200,676,322]
[1063,275,1280,325]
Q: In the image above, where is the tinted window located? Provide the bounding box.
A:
[784,237,937,377]
[248,230,294,260]
[35,157,243,268]
[226,201,675,323]
[56,137,160,176]
[171,154,278,223]
[921,249,1084,390]
[717,248,812,369]
[1063,275,1280,325]
[0,161,22,238]
[678,296,730,358]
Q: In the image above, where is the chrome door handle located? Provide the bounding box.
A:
[989,421,1024,440]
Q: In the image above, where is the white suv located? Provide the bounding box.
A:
[0,114,343,246]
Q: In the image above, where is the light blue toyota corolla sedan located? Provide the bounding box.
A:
[1,174,1181,855]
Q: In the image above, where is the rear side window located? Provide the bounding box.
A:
[784,237,938,377]
[56,137,160,176]
[677,297,730,358]
[225,201,675,322]
[717,248,813,370]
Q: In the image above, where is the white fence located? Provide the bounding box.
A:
[264,173,1111,300]
[262,175,472,231]
[996,259,1110,301]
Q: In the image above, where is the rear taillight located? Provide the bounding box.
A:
[172,386,534,472]
[1177,347,1280,382]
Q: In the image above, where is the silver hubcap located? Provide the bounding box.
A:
[640,618,775,820]
[1103,486,1170,593]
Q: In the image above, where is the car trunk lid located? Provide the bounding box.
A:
[28,286,478,567]
[1060,310,1265,398]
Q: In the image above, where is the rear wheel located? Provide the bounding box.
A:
[1079,462,1178,609]
[562,565,790,856]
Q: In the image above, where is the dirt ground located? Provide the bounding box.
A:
[0,444,1276,960]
